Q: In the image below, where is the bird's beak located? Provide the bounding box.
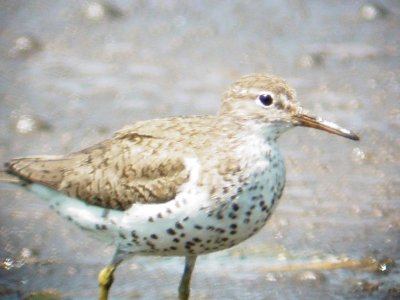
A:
[293,113,359,141]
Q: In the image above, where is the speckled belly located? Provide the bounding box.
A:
[30,148,286,257]
[115,159,286,256]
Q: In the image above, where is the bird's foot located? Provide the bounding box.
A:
[98,265,116,300]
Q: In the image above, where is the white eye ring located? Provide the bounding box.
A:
[256,93,274,107]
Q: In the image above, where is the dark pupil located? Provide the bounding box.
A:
[259,94,273,106]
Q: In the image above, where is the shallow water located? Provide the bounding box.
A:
[0,1,399,299]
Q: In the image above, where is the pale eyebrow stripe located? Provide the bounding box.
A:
[235,88,275,97]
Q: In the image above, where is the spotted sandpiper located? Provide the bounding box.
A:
[0,74,359,300]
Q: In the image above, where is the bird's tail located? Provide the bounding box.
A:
[0,170,22,184]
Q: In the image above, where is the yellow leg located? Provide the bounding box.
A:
[98,265,116,300]
[97,250,125,300]
[178,256,197,300]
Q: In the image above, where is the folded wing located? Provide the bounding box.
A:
[6,131,190,210]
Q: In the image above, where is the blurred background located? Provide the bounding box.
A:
[0,1,399,299]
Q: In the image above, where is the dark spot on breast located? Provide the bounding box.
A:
[180,233,186,238]
[185,241,194,249]
[166,208,172,214]
[230,231,237,235]
[207,225,215,231]
[249,185,257,191]
[146,241,155,249]
[95,224,107,230]
[157,212,163,218]
[175,222,184,229]
[150,234,158,240]
[228,212,237,219]
[243,218,250,224]
[170,246,177,250]
[173,238,180,243]
[148,217,154,222]
[167,228,176,235]
[230,224,237,229]
[194,224,203,230]
[119,232,127,239]
[232,203,240,211]
[183,216,189,222]
[193,237,202,243]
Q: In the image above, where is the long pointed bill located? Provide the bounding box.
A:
[293,114,360,141]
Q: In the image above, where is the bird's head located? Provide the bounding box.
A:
[219,74,359,141]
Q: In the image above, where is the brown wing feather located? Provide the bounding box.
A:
[5,116,218,210]
[6,156,70,188]
[6,132,189,210]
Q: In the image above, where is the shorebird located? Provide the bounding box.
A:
[0,74,359,300]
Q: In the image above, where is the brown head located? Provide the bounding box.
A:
[219,74,359,141]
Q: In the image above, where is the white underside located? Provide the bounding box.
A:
[29,133,286,256]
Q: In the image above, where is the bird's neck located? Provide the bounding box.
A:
[217,115,290,144]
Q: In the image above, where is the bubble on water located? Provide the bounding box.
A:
[12,114,51,134]
[375,257,395,274]
[20,248,33,259]
[292,270,326,286]
[265,272,279,282]
[298,53,324,68]
[83,2,122,21]
[2,256,25,270]
[360,4,387,21]
[85,2,106,20]
[3,257,14,270]
[352,147,366,164]
[9,35,41,57]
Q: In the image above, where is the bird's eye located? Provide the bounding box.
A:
[258,94,274,107]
